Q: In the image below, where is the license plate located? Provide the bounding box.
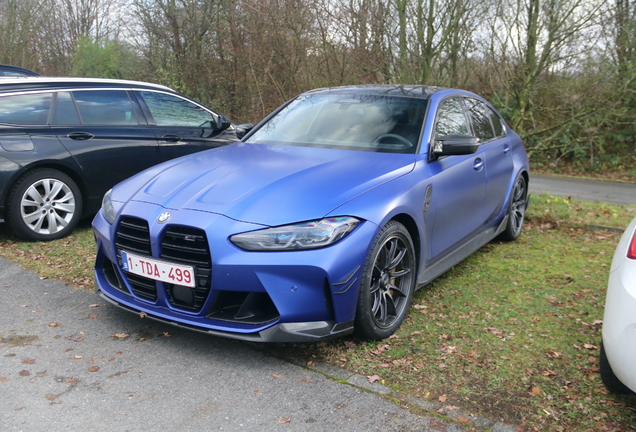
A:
[120,251,196,288]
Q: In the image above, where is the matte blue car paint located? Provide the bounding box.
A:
[122,143,416,227]
[94,85,530,342]
[94,199,377,332]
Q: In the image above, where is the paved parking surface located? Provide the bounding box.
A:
[530,175,636,205]
[0,257,520,432]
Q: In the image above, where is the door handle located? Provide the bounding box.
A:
[473,158,484,171]
[67,132,94,140]
[503,144,511,154]
[161,135,181,142]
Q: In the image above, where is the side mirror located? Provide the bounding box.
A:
[432,134,479,156]
[216,115,232,131]
[235,123,254,140]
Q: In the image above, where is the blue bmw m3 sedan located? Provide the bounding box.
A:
[93,85,530,342]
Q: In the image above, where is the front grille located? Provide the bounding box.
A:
[115,216,156,300]
[115,216,151,255]
[161,225,212,312]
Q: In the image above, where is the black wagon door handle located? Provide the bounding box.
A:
[67,132,94,140]
[161,134,181,142]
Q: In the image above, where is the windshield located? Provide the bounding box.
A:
[246,93,428,154]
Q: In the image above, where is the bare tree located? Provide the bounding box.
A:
[484,0,603,130]
[0,0,42,70]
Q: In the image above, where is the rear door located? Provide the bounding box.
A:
[52,89,159,208]
[463,98,514,222]
[134,90,237,162]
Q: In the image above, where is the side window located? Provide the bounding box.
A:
[138,91,215,127]
[434,98,469,137]
[0,93,52,125]
[464,98,495,141]
[72,90,138,126]
[489,107,505,137]
[51,92,80,125]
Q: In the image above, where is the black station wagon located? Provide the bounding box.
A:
[0,77,246,241]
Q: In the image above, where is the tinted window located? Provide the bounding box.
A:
[246,93,427,153]
[0,92,52,125]
[434,98,468,137]
[464,98,495,141]
[51,92,80,125]
[73,90,138,126]
[138,91,215,127]
[489,107,505,137]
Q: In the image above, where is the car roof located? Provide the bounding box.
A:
[0,65,41,76]
[0,76,174,93]
[304,84,447,100]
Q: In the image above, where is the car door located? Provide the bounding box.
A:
[463,98,514,222]
[427,97,488,260]
[134,90,237,162]
[0,91,79,193]
[52,89,159,208]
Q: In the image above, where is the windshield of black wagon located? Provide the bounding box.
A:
[245,93,428,154]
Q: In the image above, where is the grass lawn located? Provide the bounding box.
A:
[1,193,635,431]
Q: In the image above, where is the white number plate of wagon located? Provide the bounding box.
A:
[120,251,196,288]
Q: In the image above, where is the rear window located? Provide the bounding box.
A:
[0,92,52,125]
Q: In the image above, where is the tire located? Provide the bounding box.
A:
[6,168,82,241]
[354,221,416,340]
[498,175,527,242]
[600,342,634,394]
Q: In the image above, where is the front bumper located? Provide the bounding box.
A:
[93,201,376,342]
[96,286,353,342]
[602,218,636,392]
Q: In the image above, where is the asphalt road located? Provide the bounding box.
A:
[529,175,636,205]
[0,257,517,432]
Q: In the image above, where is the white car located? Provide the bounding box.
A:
[601,216,636,393]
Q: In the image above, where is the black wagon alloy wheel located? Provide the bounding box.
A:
[7,168,82,241]
[21,178,75,232]
[355,221,416,340]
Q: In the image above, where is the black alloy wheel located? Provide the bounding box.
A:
[498,175,527,242]
[354,221,416,340]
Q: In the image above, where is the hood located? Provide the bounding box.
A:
[115,143,415,226]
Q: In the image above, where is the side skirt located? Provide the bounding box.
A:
[416,215,508,289]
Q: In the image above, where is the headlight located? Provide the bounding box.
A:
[230,217,360,251]
[101,189,116,224]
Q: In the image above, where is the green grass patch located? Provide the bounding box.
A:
[0,196,635,430]
[0,220,95,289]
[529,192,634,229]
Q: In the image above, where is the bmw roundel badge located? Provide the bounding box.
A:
[157,212,171,223]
